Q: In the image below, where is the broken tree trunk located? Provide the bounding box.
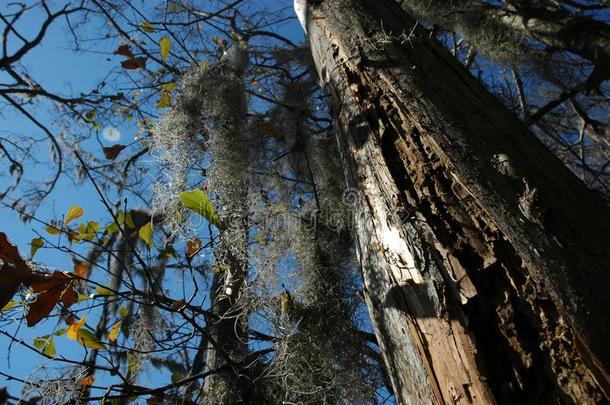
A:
[298,0,610,403]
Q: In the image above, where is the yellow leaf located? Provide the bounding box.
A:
[108,321,122,342]
[65,205,84,226]
[1,300,19,311]
[160,36,171,62]
[118,306,129,319]
[200,60,210,70]
[156,91,171,109]
[95,286,116,296]
[162,82,176,92]
[140,21,155,33]
[76,328,104,349]
[138,221,154,249]
[68,315,88,340]
[46,225,62,235]
[30,237,44,257]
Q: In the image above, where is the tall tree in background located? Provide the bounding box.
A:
[299,0,610,403]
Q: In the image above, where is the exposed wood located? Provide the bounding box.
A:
[302,0,610,403]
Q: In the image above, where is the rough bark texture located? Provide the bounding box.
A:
[302,0,610,403]
[395,0,610,67]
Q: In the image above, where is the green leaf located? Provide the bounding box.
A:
[138,221,154,249]
[117,212,135,228]
[76,328,105,349]
[85,110,97,122]
[160,36,171,62]
[95,286,116,296]
[118,306,129,319]
[30,237,44,257]
[34,335,56,357]
[105,222,120,234]
[54,327,68,336]
[158,245,177,259]
[179,189,220,227]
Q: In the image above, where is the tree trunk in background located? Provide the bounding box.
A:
[202,43,251,403]
[395,0,610,67]
[299,0,610,403]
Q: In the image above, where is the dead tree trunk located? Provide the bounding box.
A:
[298,0,610,403]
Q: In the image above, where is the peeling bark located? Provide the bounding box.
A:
[300,0,610,403]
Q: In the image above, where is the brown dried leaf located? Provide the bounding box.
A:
[103,144,126,160]
[27,272,77,327]
[121,57,147,70]
[114,44,133,58]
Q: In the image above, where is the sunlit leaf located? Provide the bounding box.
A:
[46,225,62,235]
[140,21,155,33]
[108,321,121,342]
[64,205,84,226]
[162,82,176,92]
[118,212,135,228]
[34,335,56,357]
[103,144,126,160]
[30,237,44,258]
[138,222,154,249]
[179,189,221,227]
[79,375,95,387]
[160,36,171,62]
[105,222,120,234]
[156,91,171,109]
[54,327,68,336]
[68,315,87,340]
[118,306,129,319]
[76,328,105,350]
[1,300,19,311]
[74,261,90,278]
[95,286,116,296]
